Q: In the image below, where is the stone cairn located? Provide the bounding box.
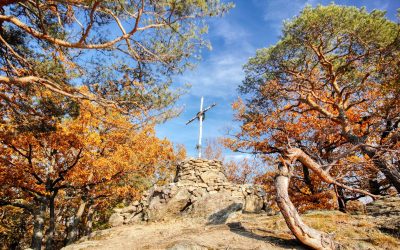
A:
[109,159,271,227]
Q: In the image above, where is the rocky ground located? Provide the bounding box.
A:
[63,210,399,250]
[63,216,298,250]
[63,159,400,250]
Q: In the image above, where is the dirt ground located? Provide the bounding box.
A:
[62,216,303,250]
[63,211,399,250]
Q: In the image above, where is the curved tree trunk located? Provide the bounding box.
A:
[275,162,337,250]
[275,147,379,249]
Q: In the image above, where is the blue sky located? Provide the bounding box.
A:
[156,0,400,159]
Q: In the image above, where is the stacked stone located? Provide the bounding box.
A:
[174,159,240,196]
[175,158,226,184]
[109,158,271,227]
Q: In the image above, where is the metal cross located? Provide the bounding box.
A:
[186,96,216,158]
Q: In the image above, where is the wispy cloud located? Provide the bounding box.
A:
[211,18,250,45]
[176,19,254,99]
[253,0,320,34]
[225,153,251,162]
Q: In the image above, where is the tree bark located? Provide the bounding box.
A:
[45,194,56,250]
[302,165,315,194]
[31,202,46,250]
[275,162,337,250]
[66,198,87,245]
[346,136,400,193]
[85,204,95,236]
[369,155,400,193]
[334,185,346,213]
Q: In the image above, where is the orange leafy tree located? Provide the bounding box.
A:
[1,1,228,249]
[227,5,399,249]
[0,100,185,249]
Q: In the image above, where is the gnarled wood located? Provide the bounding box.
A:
[275,147,378,250]
[285,148,378,199]
[275,162,337,250]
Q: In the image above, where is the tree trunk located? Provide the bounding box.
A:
[45,192,57,250]
[344,132,400,193]
[31,202,46,250]
[275,162,337,250]
[334,185,346,213]
[362,146,400,193]
[302,165,315,194]
[372,157,400,193]
[66,198,87,245]
[85,204,95,236]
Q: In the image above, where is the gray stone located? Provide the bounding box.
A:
[243,194,264,213]
[109,158,268,226]
[108,213,124,227]
[147,188,192,221]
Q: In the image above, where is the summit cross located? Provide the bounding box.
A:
[186,96,216,158]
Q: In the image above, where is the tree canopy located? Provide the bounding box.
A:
[0,0,232,130]
[229,5,400,249]
[0,1,231,249]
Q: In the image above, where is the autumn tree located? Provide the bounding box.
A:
[0,100,185,249]
[1,1,229,249]
[229,5,399,249]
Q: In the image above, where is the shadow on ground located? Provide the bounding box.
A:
[227,222,305,249]
[206,204,305,249]
[206,203,242,225]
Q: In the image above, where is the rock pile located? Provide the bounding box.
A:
[109,159,271,226]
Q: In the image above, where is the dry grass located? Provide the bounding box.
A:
[238,211,400,250]
[303,211,399,249]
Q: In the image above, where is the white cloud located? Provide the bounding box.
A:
[211,18,250,45]
[176,18,255,99]
[178,53,247,99]
[254,0,320,34]
[225,153,251,162]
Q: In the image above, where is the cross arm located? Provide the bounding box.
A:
[186,115,198,125]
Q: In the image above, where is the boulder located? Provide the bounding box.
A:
[108,213,124,227]
[147,188,191,221]
[243,194,264,213]
[191,191,243,219]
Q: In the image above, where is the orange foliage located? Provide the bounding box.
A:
[0,100,185,247]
